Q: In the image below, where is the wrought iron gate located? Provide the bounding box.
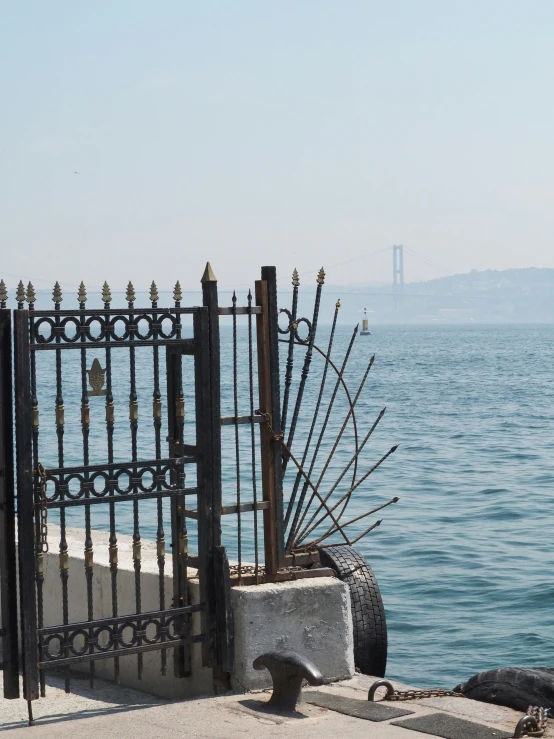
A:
[0,273,234,712]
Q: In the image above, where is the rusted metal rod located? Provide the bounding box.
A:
[294,407,386,545]
[283,325,358,537]
[294,445,398,547]
[288,352,374,547]
[282,443,351,546]
[280,269,299,436]
[307,497,399,547]
[282,269,325,475]
[284,299,340,544]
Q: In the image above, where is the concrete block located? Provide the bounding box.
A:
[39,525,213,700]
[231,577,355,690]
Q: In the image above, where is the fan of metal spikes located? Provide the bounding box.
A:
[278,267,399,553]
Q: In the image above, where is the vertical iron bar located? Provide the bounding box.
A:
[102,282,120,683]
[166,345,189,676]
[192,308,215,665]
[255,278,279,575]
[282,268,325,477]
[27,288,45,697]
[201,264,222,553]
[280,269,299,437]
[78,285,95,688]
[261,266,284,566]
[231,292,241,581]
[14,309,39,702]
[285,298,340,548]
[53,284,71,693]
[166,284,189,678]
[201,265,227,676]
[0,309,19,699]
[247,290,259,582]
[127,284,143,680]
[150,283,167,676]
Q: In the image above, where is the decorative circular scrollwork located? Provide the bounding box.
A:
[114,469,132,495]
[94,626,114,652]
[43,634,63,660]
[138,467,156,493]
[34,317,56,344]
[118,623,138,649]
[142,619,161,645]
[91,471,110,498]
[30,309,188,346]
[278,308,313,345]
[60,316,81,343]
[69,629,90,657]
[107,315,129,341]
[158,313,179,339]
[166,615,183,641]
[134,314,154,340]
[85,315,108,342]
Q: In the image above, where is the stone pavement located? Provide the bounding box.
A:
[1,671,550,738]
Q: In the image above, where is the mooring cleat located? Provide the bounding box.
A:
[253,649,324,713]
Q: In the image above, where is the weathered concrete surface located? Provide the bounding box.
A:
[1,672,541,738]
[2,526,355,699]
[33,525,212,700]
[231,578,354,691]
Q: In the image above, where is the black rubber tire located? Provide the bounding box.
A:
[318,544,387,677]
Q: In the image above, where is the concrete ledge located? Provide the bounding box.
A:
[31,525,213,700]
[3,525,355,700]
[231,577,355,690]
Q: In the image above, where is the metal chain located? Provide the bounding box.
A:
[528,706,549,731]
[36,462,49,553]
[386,688,464,701]
[258,411,284,442]
[368,680,464,703]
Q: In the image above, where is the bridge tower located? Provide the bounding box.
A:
[392,244,404,312]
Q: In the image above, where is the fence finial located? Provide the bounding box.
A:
[292,268,300,287]
[78,281,87,304]
[201,262,217,283]
[149,280,159,303]
[317,267,325,285]
[52,281,63,305]
[26,282,36,306]
[173,280,182,303]
[16,280,26,306]
[0,279,7,307]
[102,281,112,304]
[126,281,135,304]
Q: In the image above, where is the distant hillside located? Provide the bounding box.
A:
[292,268,554,324]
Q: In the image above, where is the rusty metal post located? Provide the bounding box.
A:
[201,263,222,553]
[255,268,284,575]
[13,309,39,703]
[201,265,233,689]
[0,309,19,699]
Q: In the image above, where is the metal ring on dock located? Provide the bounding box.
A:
[367,679,395,702]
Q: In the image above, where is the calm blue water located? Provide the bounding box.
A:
[34,323,554,689]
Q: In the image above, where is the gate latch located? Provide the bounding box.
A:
[36,463,49,553]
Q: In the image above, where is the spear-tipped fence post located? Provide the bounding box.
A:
[255,267,285,573]
[201,263,230,678]
[0,280,7,309]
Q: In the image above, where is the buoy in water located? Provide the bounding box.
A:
[361,308,371,336]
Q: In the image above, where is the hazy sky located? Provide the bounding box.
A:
[2,1,554,293]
